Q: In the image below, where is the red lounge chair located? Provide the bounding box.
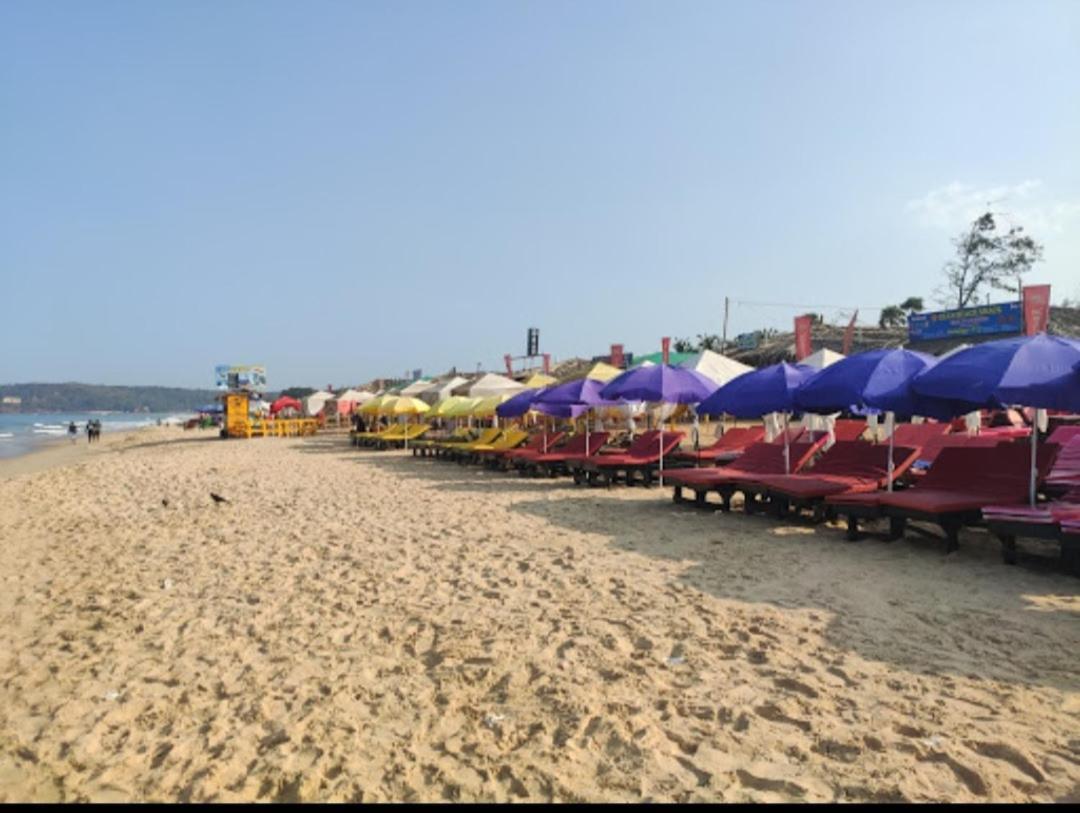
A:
[889,421,951,448]
[478,430,566,470]
[1046,435,1080,491]
[576,431,686,487]
[745,441,920,519]
[831,419,868,443]
[983,486,1080,574]
[666,438,826,511]
[827,443,1060,551]
[521,432,610,477]
[671,426,766,465]
[905,433,1003,479]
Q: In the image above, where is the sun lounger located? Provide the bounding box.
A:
[670,426,766,466]
[831,419,868,443]
[1045,435,1080,492]
[827,443,1061,551]
[983,486,1080,574]
[666,438,826,511]
[456,428,529,464]
[520,432,610,477]
[375,423,431,449]
[412,426,474,457]
[905,433,1003,479]
[575,430,686,487]
[438,427,504,461]
[483,431,566,470]
[745,441,920,519]
[889,422,951,448]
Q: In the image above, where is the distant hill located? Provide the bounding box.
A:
[0,382,224,413]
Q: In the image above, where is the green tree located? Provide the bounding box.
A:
[939,212,1043,308]
[878,305,906,329]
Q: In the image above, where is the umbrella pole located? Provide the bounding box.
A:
[886,411,894,492]
[659,414,664,487]
[1029,409,1039,508]
[783,413,790,474]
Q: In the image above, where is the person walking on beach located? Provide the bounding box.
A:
[86,420,93,444]
[68,421,77,444]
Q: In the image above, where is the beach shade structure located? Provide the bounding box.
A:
[600,364,717,484]
[496,387,547,418]
[305,390,334,417]
[359,394,395,415]
[269,396,303,416]
[912,333,1080,505]
[198,403,224,414]
[678,349,753,388]
[382,396,430,449]
[522,373,557,389]
[535,377,624,450]
[802,348,845,370]
[418,376,470,405]
[470,394,514,422]
[698,362,819,473]
[793,349,939,491]
[585,361,623,382]
[398,378,433,398]
[467,373,526,399]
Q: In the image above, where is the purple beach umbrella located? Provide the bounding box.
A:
[600,364,719,484]
[912,333,1080,505]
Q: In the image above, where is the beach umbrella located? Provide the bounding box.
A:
[536,377,625,452]
[698,362,819,473]
[359,394,392,415]
[496,387,546,418]
[383,396,430,450]
[793,349,938,491]
[912,334,1080,505]
[600,364,717,484]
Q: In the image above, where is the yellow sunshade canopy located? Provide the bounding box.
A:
[359,394,393,415]
[470,394,511,417]
[586,362,621,382]
[386,396,430,416]
[522,372,557,388]
[445,397,482,417]
[430,396,468,417]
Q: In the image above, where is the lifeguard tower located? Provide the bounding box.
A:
[215,364,267,439]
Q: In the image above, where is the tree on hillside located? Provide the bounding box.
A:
[672,338,695,353]
[878,296,925,328]
[280,387,316,399]
[938,212,1043,308]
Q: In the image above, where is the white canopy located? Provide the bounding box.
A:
[679,349,752,387]
[467,373,526,398]
[419,376,469,404]
[399,378,432,397]
[801,348,845,370]
[305,390,334,416]
[337,388,375,405]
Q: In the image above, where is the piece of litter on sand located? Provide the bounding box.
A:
[665,656,686,667]
[483,713,506,727]
[923,735,944,749]
[162,578,174,590]
[103,690,121,701]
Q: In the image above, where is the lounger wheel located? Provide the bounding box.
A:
[845,515,860,542]
[673,486,684,504]
[886,517,906,542]
[999,534,1018,565]
[942,522,961,554]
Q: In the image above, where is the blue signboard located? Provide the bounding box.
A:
[907,302,1021,342]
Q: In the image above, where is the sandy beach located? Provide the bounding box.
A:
[1,428,1078,802]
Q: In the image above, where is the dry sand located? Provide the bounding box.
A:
[1,428,1078,802]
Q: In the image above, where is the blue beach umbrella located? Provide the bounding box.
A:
[600,364,718,483]
[793,349,939,490]
[912,334,1080,505]
[698,363,818,474]
[535,377,623,450]
[495,387,546,418]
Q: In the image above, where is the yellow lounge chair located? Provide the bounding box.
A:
[437,427,502,460]
[376,423,431,449]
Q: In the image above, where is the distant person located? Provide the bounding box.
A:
[68,421,77,444]
[86,420,93,444]
[93,419,102,442]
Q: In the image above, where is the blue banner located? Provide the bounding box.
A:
[908,302,1021,342]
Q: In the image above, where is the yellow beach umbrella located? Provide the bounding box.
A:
[360,394,391,415]
[445,397,481,418]
[431,396,466,417]
[586,362,621,382]
[386,396,430,416]
[470,394,511,418]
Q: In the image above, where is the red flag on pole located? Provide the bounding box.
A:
[794,315,813,360]
[610,344,624,368]
[661,337,671,365]
[504,354,514,376]
[1022,285,1051,335]
[542,353,551,374]
[842,310,858,355]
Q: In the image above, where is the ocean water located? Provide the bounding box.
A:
[0,412,194,460]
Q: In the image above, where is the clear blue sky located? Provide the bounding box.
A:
[3,0,1078,389]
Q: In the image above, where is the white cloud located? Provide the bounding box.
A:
[906,181,1080,304]
[906,179,1080,235]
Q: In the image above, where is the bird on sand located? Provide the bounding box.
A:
[210,492,229,504]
